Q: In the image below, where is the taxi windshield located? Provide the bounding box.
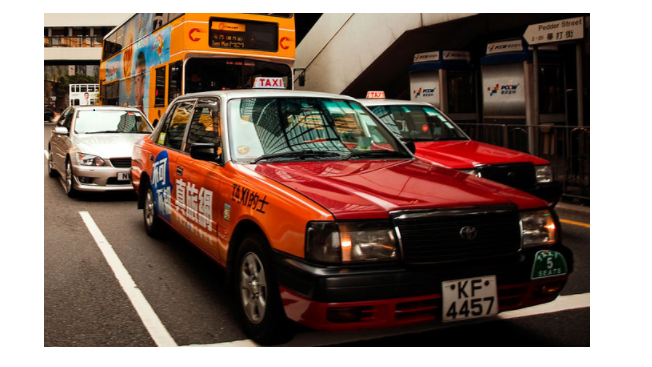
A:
[368,105,469,142]
[228,97,408,163]
[74,110,153,134]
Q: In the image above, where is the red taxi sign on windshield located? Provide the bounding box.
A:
[253,77,285,89]
[366,91,386,99]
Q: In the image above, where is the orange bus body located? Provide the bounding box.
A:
[99,13,296,125]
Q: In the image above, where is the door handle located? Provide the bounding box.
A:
[176,166,183,176]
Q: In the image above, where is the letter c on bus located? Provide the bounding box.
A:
[189,28,202,42]
[280,37,290,50]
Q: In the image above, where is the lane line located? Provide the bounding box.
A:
[188,292,590,347]
[560,218,590,228]
[79,211,178,347]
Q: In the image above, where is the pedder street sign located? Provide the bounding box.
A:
[524,17,584,45]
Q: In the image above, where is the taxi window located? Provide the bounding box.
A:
[157,100,195,150]
[185,99,221,152]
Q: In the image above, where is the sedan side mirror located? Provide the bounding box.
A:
[189,142,220,162]
[54,126,69,135]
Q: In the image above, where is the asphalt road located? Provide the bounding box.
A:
[42,122,590,347]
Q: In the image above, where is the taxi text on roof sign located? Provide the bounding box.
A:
[366,91,386,99]
[253,77,285,89]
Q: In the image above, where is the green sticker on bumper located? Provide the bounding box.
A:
[531,250,568,280]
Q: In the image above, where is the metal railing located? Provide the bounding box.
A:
[456,122,590,203]
[44,36,103,48]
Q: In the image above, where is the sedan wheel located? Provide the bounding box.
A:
[65,160,76,197]
[47,149,57,178]
[143,183,163,237]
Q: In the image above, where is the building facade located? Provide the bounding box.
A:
[44,13,132,110]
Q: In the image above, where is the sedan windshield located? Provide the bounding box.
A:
[74,110,153,134]
[228,97,409,163]
[368,105,469,142]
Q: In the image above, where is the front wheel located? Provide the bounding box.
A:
[236,233,293,345]
[64,159,77,198]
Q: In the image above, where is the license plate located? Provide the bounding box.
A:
[442,275,498,322]
[117,172,131,181]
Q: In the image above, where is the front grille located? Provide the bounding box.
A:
[476,162,536,190]
[392,206,521,264]
[110,157,132,168]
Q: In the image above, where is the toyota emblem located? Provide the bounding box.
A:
[460,226,478,240]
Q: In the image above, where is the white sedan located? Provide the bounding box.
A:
[47,105,153,197]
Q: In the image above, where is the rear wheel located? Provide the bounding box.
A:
[143,182,164,237]
[47,148,57,178]
[236,233,294,345]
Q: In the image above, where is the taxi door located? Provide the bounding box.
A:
[148,99,196,237]
[176,98,224,262]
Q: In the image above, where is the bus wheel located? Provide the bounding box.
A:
[236,233,294,345]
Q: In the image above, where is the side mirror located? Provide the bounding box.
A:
[54,126,69,135]
[294,68,306,87]
[189,142,220,162]
[405,141,416,154]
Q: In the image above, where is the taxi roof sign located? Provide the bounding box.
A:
[366,91,386,99]
[253,77,285,89]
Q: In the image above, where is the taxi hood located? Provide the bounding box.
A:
[250,159,546,220]
[414,140,549,169]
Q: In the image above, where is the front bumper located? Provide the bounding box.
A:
[72,164,133,192]
[274,245,573,331]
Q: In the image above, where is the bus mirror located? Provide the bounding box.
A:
[295,68,306,87]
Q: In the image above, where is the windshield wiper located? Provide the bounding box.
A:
[251,150,343,163]
[344,150,408,160]
[432,137,468,142]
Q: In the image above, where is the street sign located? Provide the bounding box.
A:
[523,17,584,45]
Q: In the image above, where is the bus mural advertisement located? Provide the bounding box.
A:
[99,13,296,126]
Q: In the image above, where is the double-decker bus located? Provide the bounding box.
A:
[99,13,296,125]
[70,84,99,106]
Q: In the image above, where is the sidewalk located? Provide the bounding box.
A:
[555,201,590,224]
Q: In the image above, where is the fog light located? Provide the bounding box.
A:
[78,177,92,184]
[326,306,372,323]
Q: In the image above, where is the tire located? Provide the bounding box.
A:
[235,233,294,345]
[64,159,77,198]
[143,182,164,237]
[47,148,57,178]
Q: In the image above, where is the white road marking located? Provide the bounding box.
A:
[188,292,590,347]
[79,211,178,347]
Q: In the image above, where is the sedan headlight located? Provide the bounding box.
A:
[306,221,397,264]
[77,153,106,167]
[535,165,553,183]
[520,209,557,248]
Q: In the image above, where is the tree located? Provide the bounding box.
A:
[56,74,98,95]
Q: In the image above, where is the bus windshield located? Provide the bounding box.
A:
[184,58,292,93]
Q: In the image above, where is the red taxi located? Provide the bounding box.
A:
[131,81,572,345]
[360,94,562,206]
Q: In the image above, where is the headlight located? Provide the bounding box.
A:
[520,210,557,248]
[535,165,553,183]
[306,221,398,264]
[77,153,106,167]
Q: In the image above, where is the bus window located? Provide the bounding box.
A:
[80,85,87,93]
[168,61,182,104]
[155,65,166,107]
[184,58,292,92]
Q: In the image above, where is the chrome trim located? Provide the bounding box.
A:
[389,205,517,221]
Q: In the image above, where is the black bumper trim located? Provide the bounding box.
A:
[273,245,573,303]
